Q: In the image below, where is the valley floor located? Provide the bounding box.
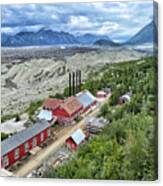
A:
[1,46,147,115]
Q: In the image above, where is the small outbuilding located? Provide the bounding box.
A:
[118,93,132,105]
[96,91,107,98]
[66,128,86,150]
[38,109,53,122]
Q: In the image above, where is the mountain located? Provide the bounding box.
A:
[1,33,11,45]
[2,21,157,47]
[2,28,80,47]
[126,20,158,45]
[94,39,121,47]
[76,33,110,44]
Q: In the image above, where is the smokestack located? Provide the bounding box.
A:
[69,73,72,96]
[76,70,78,94]
[72,72,75,95]
[79,70,81,91]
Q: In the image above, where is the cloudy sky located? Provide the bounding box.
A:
[1,1,153,42]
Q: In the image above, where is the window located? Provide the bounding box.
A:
[32,137,37,148]
[2,155,9,167]
[40,132,44,142]
[47,129,50,136]
[14,148,20,160]
[24,142,29,153]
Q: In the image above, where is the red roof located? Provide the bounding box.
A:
[61,96,83,116]
[43,98,63,110]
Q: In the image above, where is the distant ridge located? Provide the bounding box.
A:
[2,20,157,47]
[76,34,110,45]
[93,39,121,47]
[125,20,158,45]
[2,28,79,47]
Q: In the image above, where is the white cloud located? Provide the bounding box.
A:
[97,21,119,35]
[1,1,153,42]
[51,14,58,20]
[2,25,44,34]
[91,2,129,14]
[68,16,93,29]
[1,27,15,34]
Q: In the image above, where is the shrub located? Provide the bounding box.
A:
[1,132,9,141]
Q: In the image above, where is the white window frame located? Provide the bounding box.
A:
[40,132,44,142]
[14,148,20,160]
[24,142,29,153]
[32,137,37,148]
[47,129,50,136]
[2,155,9,167]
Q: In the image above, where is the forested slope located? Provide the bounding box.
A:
[45,57,158,180]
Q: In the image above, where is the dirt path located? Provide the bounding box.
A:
[14,94,111,177]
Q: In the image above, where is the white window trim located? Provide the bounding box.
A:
[47,129,50,136]
[24,142,29,153]
[14,148,20,160]
[2,155,9,167]
[32,137,37,148]
[40,132,44,142]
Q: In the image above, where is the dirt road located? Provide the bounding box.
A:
[14,94,111,177]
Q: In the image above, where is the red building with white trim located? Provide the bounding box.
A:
[1,120,51,168]
[66,128,86,151]
[53,96,83,125]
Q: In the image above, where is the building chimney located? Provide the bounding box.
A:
[76,70,78,94]
[72,72,75,95]
[79,70,81,91]
[69,73,72,96]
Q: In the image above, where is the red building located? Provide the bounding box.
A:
[66,128,86,151]
[53,96,83,125]
[76,90,97,113]
[1,120,51,168]
[42,98,64,114]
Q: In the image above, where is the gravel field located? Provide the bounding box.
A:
[1,46,148,115]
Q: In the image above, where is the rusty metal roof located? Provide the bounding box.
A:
[61,96,83,116]
[43,98,63,110]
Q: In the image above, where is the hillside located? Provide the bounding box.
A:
[45,57,157,180]
[77,34,110,45]
[94,39,121,47]
[126,20,158,45]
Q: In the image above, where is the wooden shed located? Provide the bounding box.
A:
[66,128,86,151]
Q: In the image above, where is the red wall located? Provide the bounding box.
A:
[53,108,69,117]
[53,106,83,124]
[96,94,107,98]
[1,128,50,168]
[66,138,77,151]
[83,100,97,113]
